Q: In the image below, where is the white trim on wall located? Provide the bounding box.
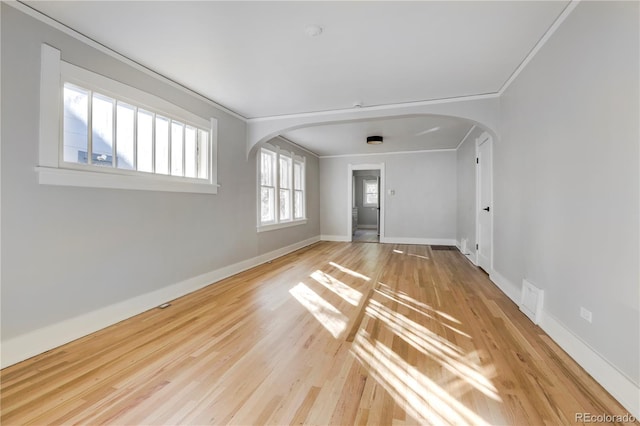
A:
[381,237,457,246]
[497,0,580,96]
[0,235,321,369]
[487,270,640,419]
[540,313,640,419]
[8,0,579,126]
[320,235,351,242]
[247,93,500,123]
[488,270,521,305]
[7,1,246,122]
[455,125,477,151]
[321,148,455,159]
[456,240,478,265]
[275,136,319,158]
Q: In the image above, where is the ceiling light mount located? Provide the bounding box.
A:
[305,25,323,37]
[366,136,383,145]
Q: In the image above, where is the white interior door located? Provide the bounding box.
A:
[376,176,381,235]
[477,135,493,272]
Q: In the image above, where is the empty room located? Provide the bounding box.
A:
[1,1,638,424]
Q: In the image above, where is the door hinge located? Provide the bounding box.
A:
[476,158,479,164]
[476,244,479,250]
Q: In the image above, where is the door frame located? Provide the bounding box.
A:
[475,132,493,272]
[347,163,385,241]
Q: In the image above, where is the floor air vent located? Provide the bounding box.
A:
[431,245,457,251]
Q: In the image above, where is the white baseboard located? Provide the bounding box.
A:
[0,235,321,369]
[456,240,478,265]
[321,234,351,242]
[380,237,457,246]
[465,252,478,265]
[489,269,640,419]
[489,269,521,305]
[540,312,640,419]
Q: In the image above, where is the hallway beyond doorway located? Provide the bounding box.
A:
[353,228,379,243]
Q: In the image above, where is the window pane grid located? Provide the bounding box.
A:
[116,102,135,170]
[260,148,278,224]
[62,84,89,164]
[363,179,378,206]
[259,148,306,226]
[62,82,209,180]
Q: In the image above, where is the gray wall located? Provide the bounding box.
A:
[496,1,639,383]
[320,151,456,240]
[354,170,379,228]
[0,5,319,341]
[456,126,484,255]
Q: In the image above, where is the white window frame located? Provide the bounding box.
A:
[363,178,378,207]
[259,148,277,225]
[37,44,218,194]
[278,152,293,222]
[293,157,305,220]
[257,143,306,232]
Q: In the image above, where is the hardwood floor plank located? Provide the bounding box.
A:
[1,242,635,425]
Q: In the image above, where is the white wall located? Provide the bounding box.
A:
[456,126,484,258]
[320,151,457,244]
[497,0,639,392]
[0,5,319,364]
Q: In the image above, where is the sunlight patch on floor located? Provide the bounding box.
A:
[328,262,371,281]
[352,330,493,426]
[310,270,363,306]
[365,298,500,401]
[377,282,462,325]
[408,253,430,260]
[289,282,348,338]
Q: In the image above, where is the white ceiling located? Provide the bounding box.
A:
[23,0,570,155]
[283,116,474,157]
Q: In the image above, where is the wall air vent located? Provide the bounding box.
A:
[520,279,544,324]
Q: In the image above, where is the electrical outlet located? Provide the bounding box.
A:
[580,307,592,323]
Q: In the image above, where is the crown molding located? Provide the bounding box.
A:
[320,148,456,159]
[455,125,477,151]
[8,0,247,122]
[247,93,500,123]
[498,0,580,95]
[274,136,320,158]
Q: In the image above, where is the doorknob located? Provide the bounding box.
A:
[483,206,490,212]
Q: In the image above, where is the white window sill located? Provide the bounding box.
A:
[257,219,308,233]
[36,166,219,194]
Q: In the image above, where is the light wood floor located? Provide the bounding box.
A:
[1,242,634,425]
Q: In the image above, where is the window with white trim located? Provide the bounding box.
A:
[38,44,217,194]
[293,158,305,220]
[258,144,306,231]
[363,179,378,207]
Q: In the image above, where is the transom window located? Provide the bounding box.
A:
[62,83,210,179]
[259,144,306,231]
[38,44,218,194]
